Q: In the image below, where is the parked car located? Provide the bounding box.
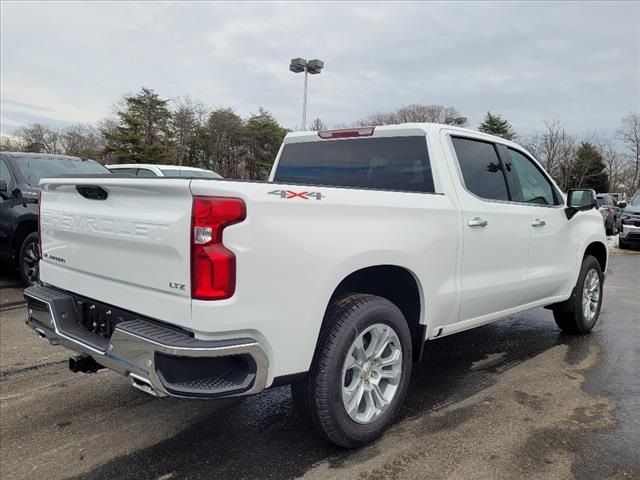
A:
[596,193,620,235]
[107,163,222,178]
[0,152,111,284]
[618,190,640,250]
[25,124,607,447]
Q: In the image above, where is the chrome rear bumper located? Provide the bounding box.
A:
[24,285,269,398]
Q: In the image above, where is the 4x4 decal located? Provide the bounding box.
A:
[269,190,324,200]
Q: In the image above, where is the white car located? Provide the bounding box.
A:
[27,124,607,447]
[107,163,221,178]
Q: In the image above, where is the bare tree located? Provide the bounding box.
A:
[61,124,104,159]
[525,120,576,190]
[13,123,64,154]
[0,134,25,152]
[616,113,640,194]
[171,96,199,166]
[308,117,327,131]
[358,104,465,126]
[589,135,629,193]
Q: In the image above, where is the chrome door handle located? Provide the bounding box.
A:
[467,217,488,227]
[531,218,546,227]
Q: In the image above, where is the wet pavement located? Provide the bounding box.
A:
[0,247,638,480]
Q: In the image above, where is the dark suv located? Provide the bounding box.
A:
[0,152,110,284]
[619,191,640,250]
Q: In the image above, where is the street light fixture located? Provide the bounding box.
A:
[290,57,324,130]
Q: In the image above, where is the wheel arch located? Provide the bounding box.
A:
[583,241,607,273]
[320,264,425,362]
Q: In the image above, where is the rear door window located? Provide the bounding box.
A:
[110,168,137,176]
[274,136,434,193]
[136,168,157,177]
[451,137,509,201]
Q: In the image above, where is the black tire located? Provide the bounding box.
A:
[618,238,629,250]
[292,293,413,448]
[553,255,603,334]
[18,232,40,286]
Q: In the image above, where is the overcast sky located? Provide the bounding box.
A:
[1,1,638,137]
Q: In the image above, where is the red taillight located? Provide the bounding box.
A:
[317,127,375,139]
[191,196,246,300]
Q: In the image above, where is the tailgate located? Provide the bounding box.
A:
[39,177,193,329]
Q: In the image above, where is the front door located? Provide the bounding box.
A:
[499,146,575,303]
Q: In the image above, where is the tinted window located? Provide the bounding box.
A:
[0,158,15,197]
[506,149,558,205]
[452,137,509,201]
[160,168,221,178]
[274,136,434,193]
[110,168,138,176]
[136,168,157,177]
[12,156,109,186]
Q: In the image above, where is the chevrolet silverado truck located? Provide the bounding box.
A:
[25,124,607,447]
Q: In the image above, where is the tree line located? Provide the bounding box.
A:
[1,86,638,194]
[1,87,288,180]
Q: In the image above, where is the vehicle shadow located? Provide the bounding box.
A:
[74,308,592,480]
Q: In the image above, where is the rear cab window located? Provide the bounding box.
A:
[274,136,434,193]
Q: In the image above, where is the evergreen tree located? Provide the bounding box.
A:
[478,112,516,140]
[569,142,609,192]
[104,87,173,163]
[244,108,287,180]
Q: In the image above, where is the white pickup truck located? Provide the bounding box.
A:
[25,123,607,447]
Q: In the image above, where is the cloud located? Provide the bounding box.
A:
[1,1,638,136]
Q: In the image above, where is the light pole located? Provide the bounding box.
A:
[290,58,324,130]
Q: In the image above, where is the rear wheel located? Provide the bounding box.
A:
[19,232,40,286]
[292,293,413,448]
[553,255,603,334]
[618,238,629,250]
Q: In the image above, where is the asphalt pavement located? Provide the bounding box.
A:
[0,245,638,480]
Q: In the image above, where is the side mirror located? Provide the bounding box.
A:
[617,200,627,209]
[565,189,598,220]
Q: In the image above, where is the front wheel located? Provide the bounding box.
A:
[19,232,40,286]
[553,255,603,334]
[292,293,413,448]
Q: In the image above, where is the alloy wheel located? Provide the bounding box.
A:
[341,323,403,424]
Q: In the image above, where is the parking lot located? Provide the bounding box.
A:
[0,244,638,480]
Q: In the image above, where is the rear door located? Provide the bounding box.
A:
[39,177,193,329]
[448,135,531,325]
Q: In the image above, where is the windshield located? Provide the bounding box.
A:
[160,168,221,178]
[629,194,640,207]
[14,156,109,186]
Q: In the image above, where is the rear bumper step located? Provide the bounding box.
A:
[24,285,269,398]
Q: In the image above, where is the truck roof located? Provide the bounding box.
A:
[107,164,210,171]
[284,123,523,149]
